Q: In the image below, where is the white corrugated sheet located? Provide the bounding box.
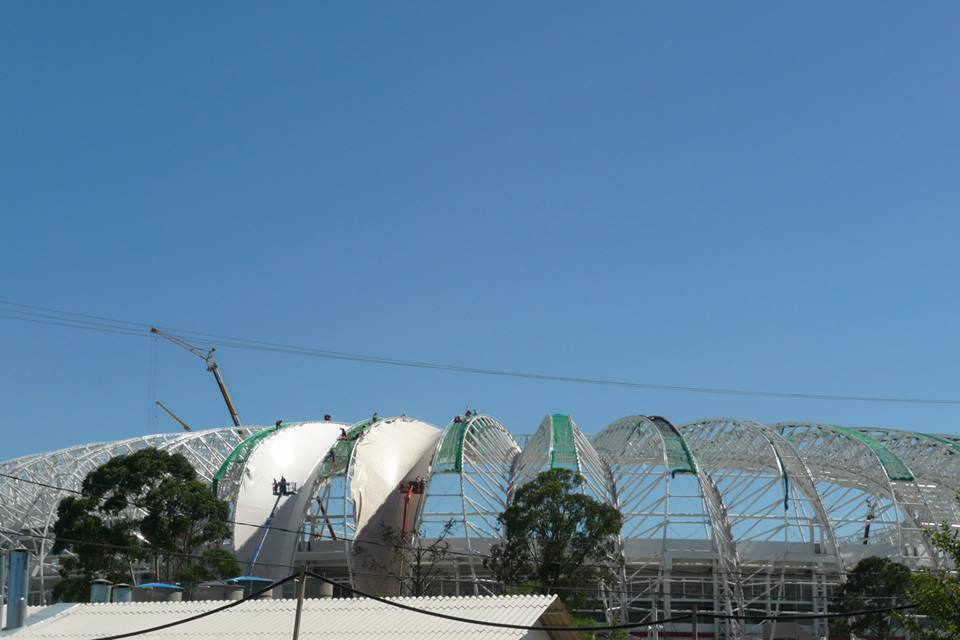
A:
[3,595,558,640]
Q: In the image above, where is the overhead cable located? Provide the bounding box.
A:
[304,570,919,629]
[1,299,958,406]
[85,574,295,640]
[0,525,923,629]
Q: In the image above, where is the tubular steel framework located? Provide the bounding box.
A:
[295,416,380,587]
[0,426,259,603]
[3,414,959,639]
[416,413,520,594]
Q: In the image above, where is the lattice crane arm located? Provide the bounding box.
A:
[150,326,243,430]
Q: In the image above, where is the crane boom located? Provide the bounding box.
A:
[150,327,244,431]
[156,400,192,432]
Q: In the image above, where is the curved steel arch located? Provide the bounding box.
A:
[593,416,746,638]
[0,426,254,602]
[513,414,616,504]
[776,422,939,569]
[855,427,960,530]
[680,418,845,639]
[296,416,380,581]
[512,414,622,618]
[417,413,521,594]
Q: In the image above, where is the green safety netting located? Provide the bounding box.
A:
[433,418,470,473]
[318,419,376,478]
[212,424,289,495]
[921,433,960,455]
[651,419,696,478]
[549,414,579,469]
[832,425,914,482]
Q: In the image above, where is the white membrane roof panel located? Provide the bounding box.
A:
[233,422,345,569]
[350,417,442,594]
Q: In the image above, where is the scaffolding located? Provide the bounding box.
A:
[593,416,747,638]
[0,426,257,603]
[3,413,959,636]
[416,413,520,595]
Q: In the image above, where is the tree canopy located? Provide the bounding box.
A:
[52,448,238,602]
[830,556,910,639]
[905,523,960,638]
[486,468,622,609]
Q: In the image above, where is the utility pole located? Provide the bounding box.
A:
[691,605,698,640]
[150,327,244,434]
[292,567,307,640]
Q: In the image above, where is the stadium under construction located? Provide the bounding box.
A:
[2,413,959,638]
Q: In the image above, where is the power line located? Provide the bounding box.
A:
[0,472,491,560]
[1,299,958,406]
[85,574,296,640]
[0,527,298,574]
[0,524,924,630]
[0,521,681,600]
[303,570,690,631]
[0,312,148,339]
[3,520,903,601]
[0,470,502,567]
[304,570,919,629]
[0,470,495,565]
[0,467,951,580]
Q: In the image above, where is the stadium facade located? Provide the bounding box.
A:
[2,414,959,638]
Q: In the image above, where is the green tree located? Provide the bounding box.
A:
[830,556,910,640]
[52,448,238,602]
[904,523,960,638]
[485,468,623,609]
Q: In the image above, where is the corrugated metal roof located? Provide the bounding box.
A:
[5,595,559,640]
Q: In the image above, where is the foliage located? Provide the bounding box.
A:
[830,556,910,639]
[485,468,623,609]
[903,523,960,639]
[52,448,238,601]
[569,614,631,640]
[355,519,456,596]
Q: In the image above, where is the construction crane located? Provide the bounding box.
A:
[150,327,244,435]
[155,400,192,432]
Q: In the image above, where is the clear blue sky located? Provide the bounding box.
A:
[2,2,958,459]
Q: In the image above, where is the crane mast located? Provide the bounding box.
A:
[150,327,244,433]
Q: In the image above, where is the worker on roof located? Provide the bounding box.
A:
[279,476,287,496]
[272,478,278,494]
[339,428,349,441]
